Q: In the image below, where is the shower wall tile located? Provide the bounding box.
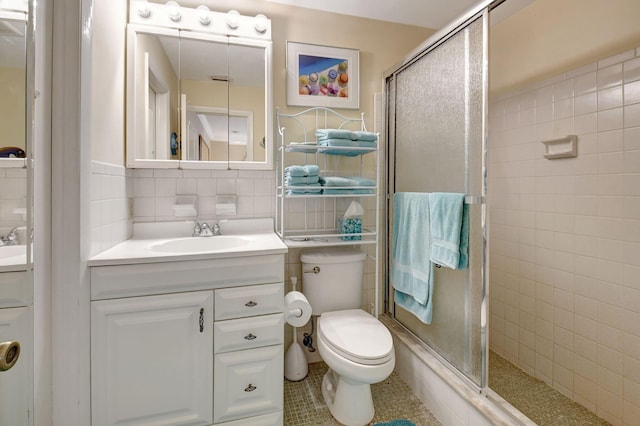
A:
[489,49,640,425]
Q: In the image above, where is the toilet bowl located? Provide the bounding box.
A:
[301,248,395,426]
[317,309,395,426]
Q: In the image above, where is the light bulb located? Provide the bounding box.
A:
[226,10,240,29]
[166,1,181,22]
[196,5,210,26]
[137,0,151,18]
[254,14,268,34]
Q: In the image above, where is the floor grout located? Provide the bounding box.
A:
[284,362,442,426]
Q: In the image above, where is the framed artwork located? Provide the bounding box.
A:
[286,41,359,109]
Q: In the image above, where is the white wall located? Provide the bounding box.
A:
[489,47,640,426]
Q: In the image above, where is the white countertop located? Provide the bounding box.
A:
[88,219,288,267]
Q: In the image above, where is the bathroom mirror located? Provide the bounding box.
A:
[0,6,29,271]
[126,24,273,170]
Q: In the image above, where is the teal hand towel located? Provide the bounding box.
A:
[318,176,375,187]
[428,193,468,270]
[284,164,320,177]
[391,192,434,324]
[285,175,319,185]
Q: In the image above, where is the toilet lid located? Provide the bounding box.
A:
[319,309,393,366]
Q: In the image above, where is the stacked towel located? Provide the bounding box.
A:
[318,176,375,194]
[285,164,321,195]
[315,128,378,156]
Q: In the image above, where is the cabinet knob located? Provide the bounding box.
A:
[244,384,257,392]
[244,301,258,307]
[0,341,20,372]
[244,333,257,340]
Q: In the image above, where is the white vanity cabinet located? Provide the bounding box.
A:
[89,252,286,426]
[0,271,32,426]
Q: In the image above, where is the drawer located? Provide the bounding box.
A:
[214,345,283,423]
[214,411,282,426]
[214,313,284,353]
[215,283,284,320]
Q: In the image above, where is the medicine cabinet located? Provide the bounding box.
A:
[126,1,273,170]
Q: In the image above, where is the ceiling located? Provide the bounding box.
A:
[263,0,535,30]
[264,0,481,29]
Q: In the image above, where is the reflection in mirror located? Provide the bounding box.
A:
[0,9,28,270]
[185,107,253,161]
[126,3,273,169]
[228,42,266,166]
[131,30,180,162]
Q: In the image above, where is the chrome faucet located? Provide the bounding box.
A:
[193,222,221,237]
[0,228,18,246]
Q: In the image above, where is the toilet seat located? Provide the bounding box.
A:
[318,309,393,366]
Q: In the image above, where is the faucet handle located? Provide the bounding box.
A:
[212,224,221,236]
[192,222,201,237]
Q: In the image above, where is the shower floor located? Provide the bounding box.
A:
[489,351,612,425]
[284,361,442,425]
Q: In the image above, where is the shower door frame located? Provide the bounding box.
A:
[383,0,503,391]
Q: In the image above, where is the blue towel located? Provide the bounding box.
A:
[284,165,320,177]
[428,193,469,270]
[286,183,322,195]
[323,188,374,194]
[318,139,377,148]
[391,192,434,324]
[285,175,319,185]
[316,129,378,142]
[319,176,375,187]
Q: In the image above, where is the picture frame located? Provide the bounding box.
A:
[286,41,359,109]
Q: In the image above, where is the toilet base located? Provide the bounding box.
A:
[321,368,374,426]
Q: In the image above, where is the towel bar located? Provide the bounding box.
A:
[464,195,483,205]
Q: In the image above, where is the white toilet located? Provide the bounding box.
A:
[301,248,395,426]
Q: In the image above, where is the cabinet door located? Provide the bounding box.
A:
[91,291,213,426]
[214,345,283,423]
[0,306,30,426]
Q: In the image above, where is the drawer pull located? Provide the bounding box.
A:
[244,301,258,307]
[199,308,204,333]
[244,384,257,392]
[244,333,257,340]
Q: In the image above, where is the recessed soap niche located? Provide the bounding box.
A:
[541,135,577,159]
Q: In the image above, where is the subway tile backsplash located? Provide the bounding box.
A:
[489,48,640,425]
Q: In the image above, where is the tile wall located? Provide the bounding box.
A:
[0,167,26,230]
[489,48,640,425]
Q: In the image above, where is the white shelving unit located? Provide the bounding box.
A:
[275,106,381,313]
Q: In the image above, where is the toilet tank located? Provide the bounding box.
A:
[300,248,366,315]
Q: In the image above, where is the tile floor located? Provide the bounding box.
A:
[489,351,612,426]
[284,362,442,426]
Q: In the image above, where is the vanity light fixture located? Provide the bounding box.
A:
[226,10,240,29]
[196,5,211,26]
[129,1,271,40]
[166,1,181,22]
[254,14,268,34]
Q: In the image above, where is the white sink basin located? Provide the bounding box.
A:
[0,245,26,266]
[150,236,250,254]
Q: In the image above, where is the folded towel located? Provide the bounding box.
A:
[323,188,374,195]
[316,129,378,142]
[317,139,377,148]
[428,193,469,270]
[318,176,375,187]
[285,175,319,185]
[391,192,434,324]
[287,142,318,153]
[316,129,353,140]
[284,164,320,177]
[286,183,322,195]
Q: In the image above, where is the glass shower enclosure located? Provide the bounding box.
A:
[385,7,489,387]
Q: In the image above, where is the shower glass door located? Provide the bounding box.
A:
[386,10,488,387]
